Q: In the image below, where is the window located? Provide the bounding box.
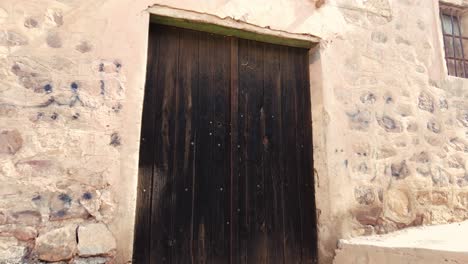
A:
[440,5,468,77]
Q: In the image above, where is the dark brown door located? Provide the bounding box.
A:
[133,23,317,264]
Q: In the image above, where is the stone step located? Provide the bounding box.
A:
[334,220,468,264]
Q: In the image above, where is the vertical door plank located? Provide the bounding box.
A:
[262,42,286,264]
[237,37,248,264]
[150,24,179,264]
[133,24,160,264]
[280,46,302,264]
[297,49,318,264]
[194,32,231,264]
[193,31,211,264]
[238,39,267,264]
[239,38,248,264]
[211,34,231,264]
[230,37,240,264]
[172,27,200,264]
[292,48,306,263]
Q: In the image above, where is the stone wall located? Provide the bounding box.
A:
[0,0,467,263]
[307,0,468,262]
[0,0,150,262]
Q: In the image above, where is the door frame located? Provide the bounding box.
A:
[135,4,328,263]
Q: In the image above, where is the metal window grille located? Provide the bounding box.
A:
[440,5,468,77]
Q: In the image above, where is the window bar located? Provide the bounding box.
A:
[457,14,467,77]
[444,56,468,61]
[443,34,468,40]
[450,10,458,76]
[441,12,451,75]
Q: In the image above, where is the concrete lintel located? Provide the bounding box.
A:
[147,4,320,49]
[440,0,468,8]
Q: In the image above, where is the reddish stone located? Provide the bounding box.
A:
[10,210,41,226]
[0,129,23,155]
[354,206,382,226]
[35,225,77,262]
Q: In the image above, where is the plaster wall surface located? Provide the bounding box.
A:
[0,0,467,263]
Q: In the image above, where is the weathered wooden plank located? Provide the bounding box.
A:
[133,24,160,264]
[237,38,248,263]
[149,24,179,263]
[280,46,302,263]
[292,47,306,263]
[239,38,267,263]
[193,31,231,264]
[263,42,286,264]
[296,48,318,264]
[210,33,231,264]
[230,37,240,264]
[192,31,211,264]
[171,27,200,264]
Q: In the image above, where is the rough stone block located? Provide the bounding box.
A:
[0,237,25,264]
[432,191,449,206]
[0,30,28,46]
[418,91,435,113]
[384,189,412,224]
[0,129,22,155]
[49,192,89,221]
[46,31,62,48]
[410,151,431,163]
[371,31,388,43]
[390,161,410,179]
[457,192,468,208]
[416,191,431,205]
[427,119,442,133]
[353,206,383,226]
[448,137,468,152]
[72,257,110,264]
[354,186,376,205]
[377,116,402,132]
[77,223,116,257]
[431,166,450,187]
[457,109,468,127]
[0,224,37,241]
[9,210,42,226]
[79,189,103,220]
[346,109,371,131]
[35,225,77,262]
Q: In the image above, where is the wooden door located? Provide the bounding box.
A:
[133,24,317,264]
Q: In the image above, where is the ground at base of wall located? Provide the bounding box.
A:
[334,220,468,264]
